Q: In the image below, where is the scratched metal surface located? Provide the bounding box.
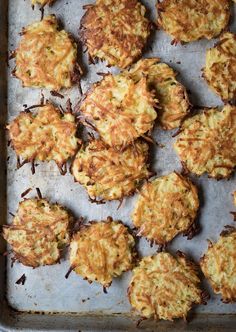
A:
[4,0,236,322]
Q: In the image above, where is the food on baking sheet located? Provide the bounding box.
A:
[13,15,81,91]
[128,252,208,321]
[31,0,55,6]
[69,218,136,288]
[7,102,79,174]
[80,0,151,68]
[71,139,151,202]
[132,172,199,245]
[79,73,157,148]
[127,58,190,130]
[174,104,236,179]
[157,0,230,43]
[200,227,236,303]
[203,32,236,102]
[3,198,73,267]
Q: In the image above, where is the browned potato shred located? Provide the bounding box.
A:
[80,0,151,68]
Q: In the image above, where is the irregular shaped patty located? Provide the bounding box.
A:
[7,102,79,172]
[3,198,73,267]
[203,32,236,102]
[127,58,190,130]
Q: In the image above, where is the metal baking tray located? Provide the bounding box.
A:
[1,0,236,330]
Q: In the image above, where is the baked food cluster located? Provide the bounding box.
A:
[4,0,236,324]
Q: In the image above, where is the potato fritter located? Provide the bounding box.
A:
[157,0,230,43]
[79,73,157,148]
[31,0,54,6]
[3,198,73,267]
[80,0,151,68]
[7,102,79,172]
[14,15,81,91]
[200,227,236,303]
[128,252,207,321]
[71,139,151,201]
[174,105,236,179]
[127,58,190,130]
[132,172,199,245]
[203,32,236,102]
[69,218,136,287]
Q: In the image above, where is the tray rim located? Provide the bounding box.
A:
[1,0,236,330]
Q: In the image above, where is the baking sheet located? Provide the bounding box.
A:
[6,0,236,317]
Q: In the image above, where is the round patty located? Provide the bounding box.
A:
[79,73,157,148]
[128,252,207,321]
[200,227,236,303]
[80,0,151,68]
[174,104,236,179]
[71,139,151,201]
[69,218,136,287]
[157,0,230,43]
[132,172,199,245]
[14,15,81,90]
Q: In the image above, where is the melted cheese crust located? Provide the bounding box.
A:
[15,15,79,90]
[80,0,151,68]
[132,172,199,244]
[157,0,230,43]
[8,103,79,167]
[70,219,136,287]
[204,33,236,101]
[200,229,236,303]
[127,58,190,130]
[71,139,151,201]
[174,105,236,179]
[3,199,72,267]
[80,73,157,148]
[128,252,204,320]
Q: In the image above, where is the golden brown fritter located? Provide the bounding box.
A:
[80,0,151,68]
[14,15,81,91]
[203,32,236,102]
[127,58,190,130]
[7,102,79,173]
[79,73,157,148]
[71,139,151,201]
[31,0,54,6]
[3,198,73,267]
[157,0,230,43]
[69,218,136,287]
[174,105,236,179]
[128,252,207,321]
[132,172,199,245]
[200,227,236,303]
